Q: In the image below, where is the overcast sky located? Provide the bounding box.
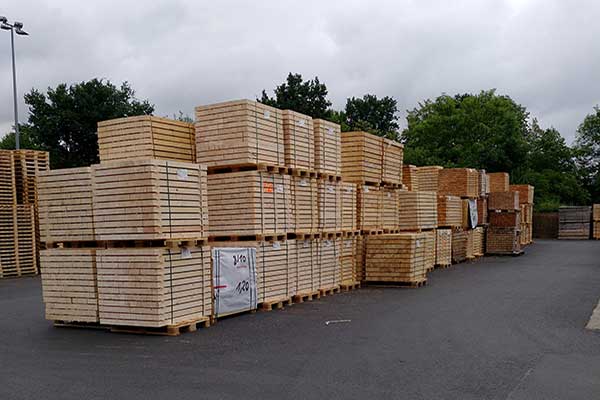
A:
[1,0,599,143]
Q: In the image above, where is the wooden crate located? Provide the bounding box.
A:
[402,165,419,191]
[98,116,195,163]
[341,131,383,184]
[41,248,98,323]
[0,151,16,204]
[365,233,430,283]
[382,138,403,186]
[38,167,95,243]
[509,184,534,205]
[195,100,284,169]
[473,226,485,256]
[478,170,489,197]
[488,192,519,211]
[437,195,462,227]
[290,176,318,233]
[96,245,212,327]
[435,228,452,266]
[416,166,443,192]
[340,236,358,285]
[488,172,509,192]
[438,168,478,198]
[282,110,314,170]
[489,210,520,227]
[477,197,488,225]
[398,191,437,231]
[452,228,468,263]
[340,182,358,231]
[93,160,208,241]
[381,187,399,231]
[486,227,521,254]
[12,149,50,204]
[0,204,37,278]
[313,119,341,176]
[317,179,341,232]
[357,185,382,230]
[208,170,291,237]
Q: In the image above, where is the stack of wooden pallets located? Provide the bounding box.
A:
[437,195,462,228]
[510,185,534,245]
[0,149,49,278]
[487,190,522,255]
[282,110,314,171]
[435,228,452,267]
[438,168,479,198]
[416,166,443,192]
[488,172,509,192]
[402,165,419,191]
[558,206,591,240]
[313,119,341,176]
[398,191,437,231]
[593,205,600,240]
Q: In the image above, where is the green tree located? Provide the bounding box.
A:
[401,90,530,173]
[23,79,154,168]
[259,73,332,119]
[343,94,399,139]
[574,106,600,203]
[0,125,41,150]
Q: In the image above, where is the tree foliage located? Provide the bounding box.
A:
[574,106,600,203]
[343,95,399,139]
[259,73,331,119]
[22,79,154,168]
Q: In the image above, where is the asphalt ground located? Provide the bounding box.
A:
[0,239,599,400]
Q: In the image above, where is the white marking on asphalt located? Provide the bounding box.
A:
[325,319,351,325]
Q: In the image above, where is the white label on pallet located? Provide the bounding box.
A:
[212,248,257,317]
[272,241,281,250]
[416,240,421,248]
[327,186,335,194]
[387,192,391,198]
[264,111,271,119]
[177,169,188,180]
[180,247,192,259]
[327,127,334,135]
[345,240,352,247]
[298,119,306,127]
[345,186,353,193]
[364,186,370,193]
[324,240,332,247]
[299,179,308,187]
[303,240,310,247]
[275,184,284,193]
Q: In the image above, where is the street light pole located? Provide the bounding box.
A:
[1,17,28,150]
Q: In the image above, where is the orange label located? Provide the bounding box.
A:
[263,182,274,193]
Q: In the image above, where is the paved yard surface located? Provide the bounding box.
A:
[0,239,599,400]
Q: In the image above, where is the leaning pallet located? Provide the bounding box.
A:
[95,245,212,327]
[313,119,341,176]
[398,190,437,231]
[487,172,509,192]
[437,195,462,227]
[282,110,314,170]
[341,131,383,185]
[93,159,208,241]
[435,228,452,267]
[290,175,318,233]
[364,233,430,284]
[208,170,291,238]
[98,116,195,163]
[402,165,419,191]
[38,167,95,243]
[195,100,284,169]
[381,138,403,186]
[416,166,443,192]
[0,204,37,278]
[340,182,358,231]
[438,168,479,198]
[357,185,383,231]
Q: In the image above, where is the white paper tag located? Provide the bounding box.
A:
[345,186,353,193]
[303,240,310,247]
[264,110,270,119]
[327,127,334,135]
[272,241,281,250]
[324,240,332,247]
[299,179,308,187]
[298,119,306,127]
[364,186,370,193]
[275,184,284,193]
[180,247,192,259]
[327,186,335,194]
[416,240,421,248]
[345,240,352,248]
[387,192,391,198]
[177,169,188,180]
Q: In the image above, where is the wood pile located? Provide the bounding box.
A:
[402,165,419,191]
[424,230,436,271]
[416,166,443,192]
[594,204,600,240]
[437,195,462,227]
[282,110,314,170]
[487,172,509,192]
[313,119,341,176]
[98,116,195,163]
[398,191,437,231]
[473,227,485,256]
[317,179,341,232]
[340,236,358,285]
[381,138,403,186]
[195,100,284,169]
[365,233,431,284]
[341,131,382,184]
[291,176,318,233]
[486,227,521,254]
[381,187,399,231]
[558,206,591,240]
[357,186,382,231]
[438,168,478,198]
[452,228,468,263]
[435,228,452,266]
[488,192,519,211]
[340,182,358,231]
[510,185,534,245]
[292,238,318,294]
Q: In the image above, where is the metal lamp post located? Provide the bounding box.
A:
[1,17,28,150]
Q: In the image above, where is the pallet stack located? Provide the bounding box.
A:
[487,186,522,255]
[416,166,443,192]
[558,206,591,240]
[594,205,600,240]
[0,149,48,278]
[39,117,212,333]
[510,185,534,246]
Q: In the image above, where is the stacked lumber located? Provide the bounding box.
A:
[558,206,591,240]
[437,195,462,227]
[40,248,98,322]
[435,228,452,266]
[381,138,403,186]
[38,167,95,243]
[473,227,485,256]
[438,168,478,198]
[340,182,358,231]
[402,165,419,191]
[313,119,341,176]
[98,116,195,163]
[488,192,519,211]
[489,211,521,227]
[398,191,437,231]
[594,204,600,240]
[0,204,37,278]
[195,100,284,168]
[317,179,341,232]
[381,187,399,231]
[424,229,436,271]
[341,131,383,184]
[510,185,534,245]
[416,166,443,192]
[95,245,212,327]
[452,228,468,263]
[510,185,534,205]
[316,238,341,290]
[340,236,358,285]
[486,227,521,254]
[357,186,382,231]
[364,233,431,283]
[207,170,290,237]
[290,176,318,233]
[282,110,314,170]
[93,160,208,240]
[488,173,509,192]
[478,170,489,197]
[293,238,318,294]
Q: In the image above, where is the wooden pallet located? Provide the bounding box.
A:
[317,178,341,232]
[54,317,211,336]
[365,233,431,283]
[339,281,361,291]
[292,290,321,303]
[291,175,318,233]
[0,204,37,278]
[341,131,384,185]
[365,280,427,288]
